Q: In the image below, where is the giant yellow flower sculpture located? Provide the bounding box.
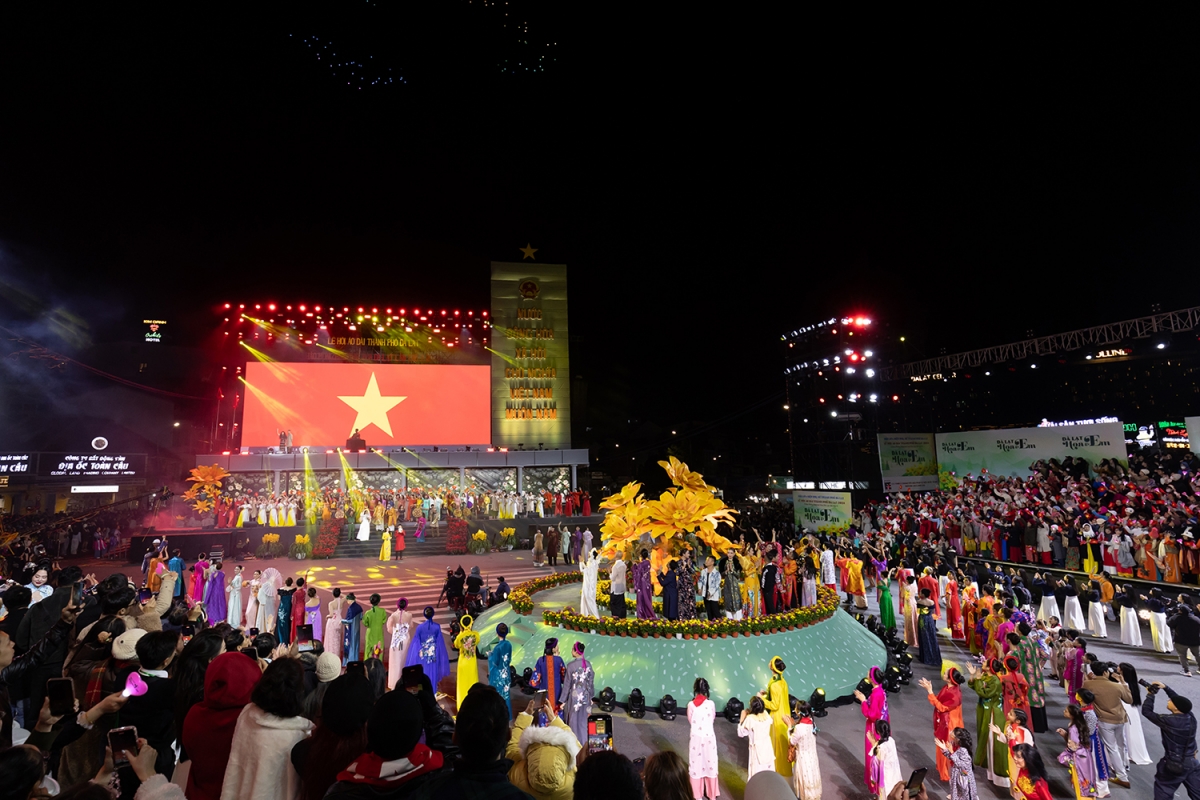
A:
[598,458,737,562]
[185,464,232,516]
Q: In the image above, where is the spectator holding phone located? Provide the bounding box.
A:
[502,692,579,800]
[1141,680,1200,799]
[0,594,78,748]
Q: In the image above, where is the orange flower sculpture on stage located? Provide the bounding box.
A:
[184,464,231,517]
[599,457,738,594]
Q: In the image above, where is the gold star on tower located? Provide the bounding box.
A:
[519,243,538,260]
[338,372,406,437]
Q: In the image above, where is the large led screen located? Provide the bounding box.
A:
[241,363,491,447]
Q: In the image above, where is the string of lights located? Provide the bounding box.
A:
[218,303,490,348]
[289,34,402,88]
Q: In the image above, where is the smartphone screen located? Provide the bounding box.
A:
[402,665,424,690]
[587,714,614,754]
[296,624,313,652]
[47,678,74,717]
[907,767,928,797]
[109,726,139,766]
[137,588,153,604]
[71,581,84,608]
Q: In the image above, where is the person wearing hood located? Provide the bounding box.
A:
[183,651,262,800]
[504,694,581,800]
[222,656,313,800]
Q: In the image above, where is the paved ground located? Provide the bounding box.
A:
[77,549,1197,799]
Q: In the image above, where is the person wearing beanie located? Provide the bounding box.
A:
[112,628,147,662]
[1142,680,1200,798]
[302,651,343,722]
[292,673,375,800]
[222,657,313,800]
[183,652,262,800]
[325,688,445,799]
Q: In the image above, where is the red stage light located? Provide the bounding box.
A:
[286,305,292,311]
[268,304,276,311]
[299,305,306,311]
[454,310,460,315]
[315,305,321,312]
[358,449,366,453]
[399,309,406,315]
[372,308,378,313]
[892,395,899,401]
[441,310,447,315]
[239,304,245,309]
[224,303,230,309]
[482,311,488,316]
[386,308,392,314]
[222,451,231,455]
[850,354,859,361]
[358,307,364,312]
[255,304,261,309]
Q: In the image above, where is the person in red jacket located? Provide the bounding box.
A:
[182,651,261,800]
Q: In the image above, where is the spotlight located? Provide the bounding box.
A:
[723,696,744,723]
[628,688,646,719]
[598,687,617,712]
[809,688,827,717]
[885,666,903,693]
[659,694,678,721]
[518,667,535,694]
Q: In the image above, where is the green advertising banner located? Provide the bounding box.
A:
[934,422,1126,480]
[877,433,939,492]
[793,490,854,533]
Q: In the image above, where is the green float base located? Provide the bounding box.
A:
[472,585,887,709]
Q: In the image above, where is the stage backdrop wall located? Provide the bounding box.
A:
[1183,417,1200,455]
[793,490,853,532]
[935,421,1127,479]
[241,362,491,447]
[877,433,939,492]
[490,262,571,449]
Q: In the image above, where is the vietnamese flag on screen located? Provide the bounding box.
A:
[241,362,491,446]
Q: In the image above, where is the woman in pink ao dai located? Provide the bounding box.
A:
[688,677,720,798]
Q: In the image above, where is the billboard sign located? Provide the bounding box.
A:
[792,490,854,533]
[934,422,1126,479]
[38,453,146,482]
[876,433,939,492]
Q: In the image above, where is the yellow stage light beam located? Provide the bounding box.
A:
[239,376,307,432]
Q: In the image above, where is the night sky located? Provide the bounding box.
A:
[3,6,1200,487]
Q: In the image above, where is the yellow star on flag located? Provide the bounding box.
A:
[519,243,538,260]
[338,372,406,437]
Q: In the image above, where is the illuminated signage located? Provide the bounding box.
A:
[71,485,119,493]
[0,453,34,475]
[1096,348,1130,359]
[910,372,956,383]
[144,319,166,344]
[1038,416,1120,428]
[38,453,146,481]
[1160,420,1190,449]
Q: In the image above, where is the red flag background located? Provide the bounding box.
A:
[241,362,491,446]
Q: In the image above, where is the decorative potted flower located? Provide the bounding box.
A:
[289,534,312,560]
[468,531,489,555]
[498,527,516,551]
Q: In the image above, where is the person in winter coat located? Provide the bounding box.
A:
[222,657,313,800]
[505,695,581,800]
[182,651,262,800]
[0,600,78,748]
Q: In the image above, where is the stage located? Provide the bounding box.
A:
[472,584,888,707]
[140,514,606,562]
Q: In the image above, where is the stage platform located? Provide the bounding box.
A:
[140,515,606,561]
[472,584,888,708]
